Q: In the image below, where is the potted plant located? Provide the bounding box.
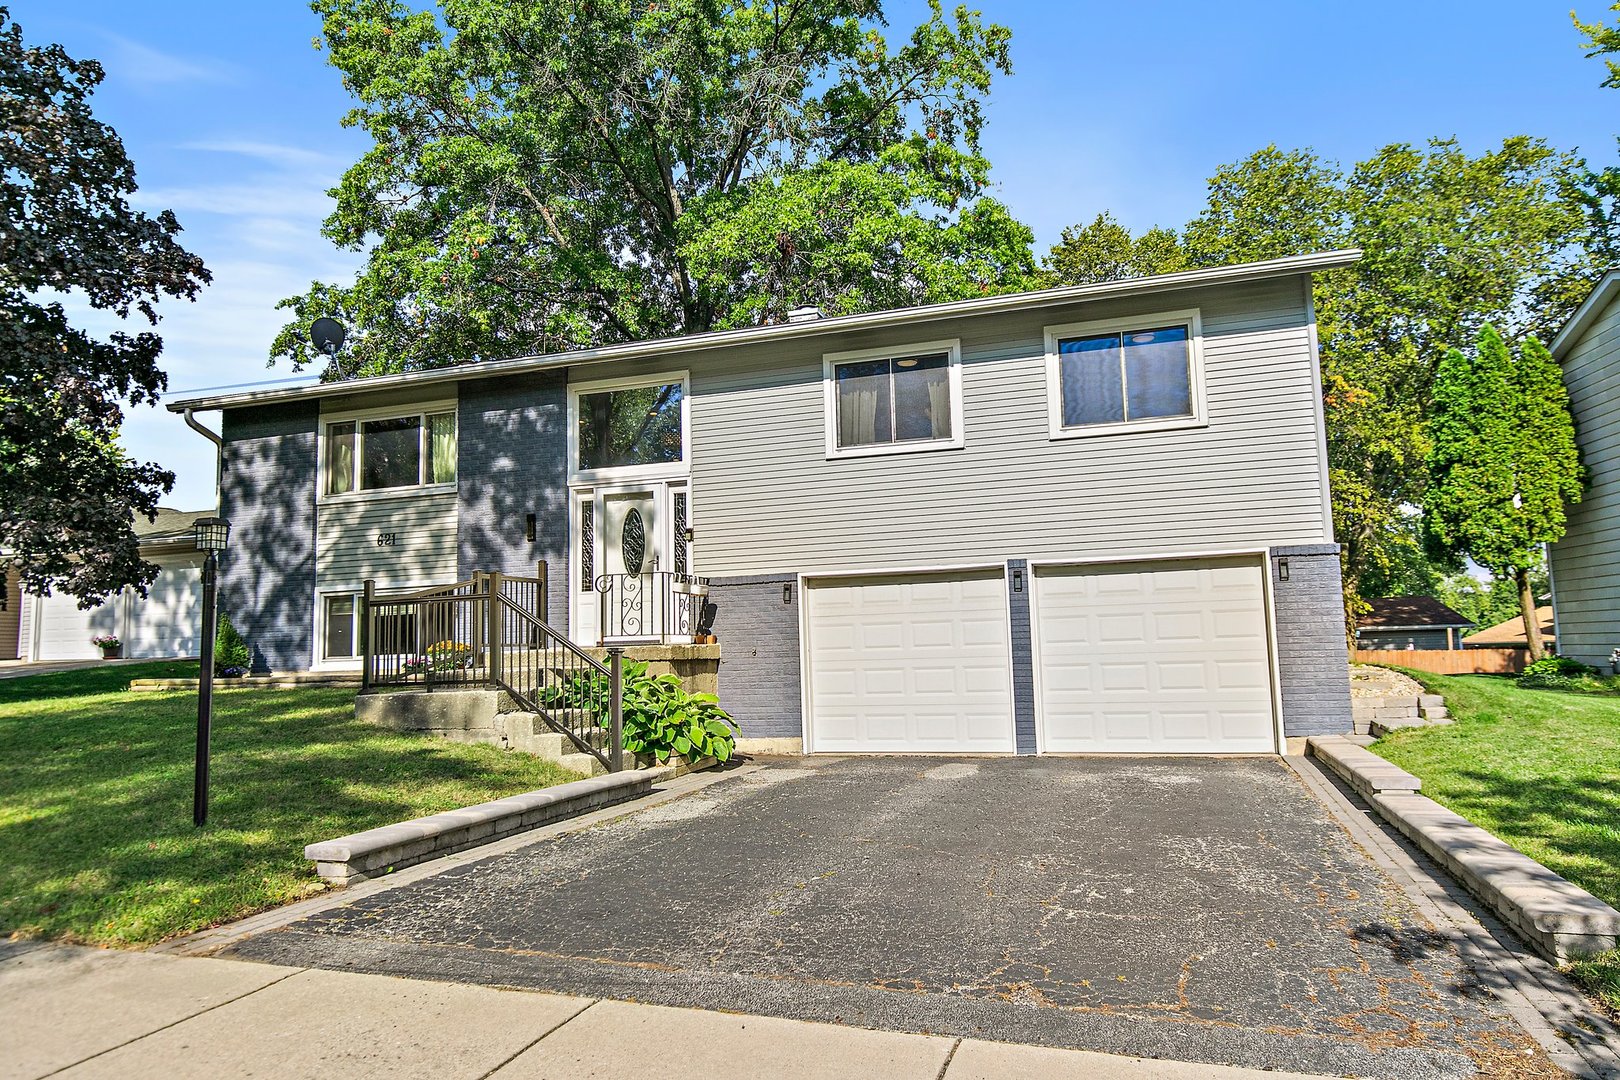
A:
[91,633,122,660]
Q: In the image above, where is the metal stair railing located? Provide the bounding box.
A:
[360,569,624,772]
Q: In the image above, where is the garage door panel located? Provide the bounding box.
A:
[807,570,1014,754]
[1036,557,1275,754]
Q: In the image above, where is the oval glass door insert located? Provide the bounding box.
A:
[621,508,646,575]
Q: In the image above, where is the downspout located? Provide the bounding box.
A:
[183,409,224,510]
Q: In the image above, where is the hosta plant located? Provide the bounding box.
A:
[542,660,738,763]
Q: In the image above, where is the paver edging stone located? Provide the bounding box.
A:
[304,762,710,886]
[1307,734,1620,961]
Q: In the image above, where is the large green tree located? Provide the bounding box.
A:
[1424,326,1582,661]
[1044,138,1600,636]
[1576,2,1620,88]
[0,8,210,608]
[1039,212,1184,285]
[272,0,1036,376]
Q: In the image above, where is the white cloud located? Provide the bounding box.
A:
[178,140,343,170]
[95,33,241,91]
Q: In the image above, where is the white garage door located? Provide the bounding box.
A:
[127,558,202,659]
[33,592,121,661]
[1035,557,1276,754]
[806,570,1015,753]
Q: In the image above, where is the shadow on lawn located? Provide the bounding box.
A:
[0,670,563,943]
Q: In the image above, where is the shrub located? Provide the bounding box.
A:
[213,614,250,676]
[1516,654,1619,692]
[542,660,738,763]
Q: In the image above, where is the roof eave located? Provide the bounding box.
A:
[1550,268,1620,360]
[166,249,1362,414]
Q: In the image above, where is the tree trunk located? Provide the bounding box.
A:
[1517,565,1545,662]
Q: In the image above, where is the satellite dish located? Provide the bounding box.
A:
[310,318,347,356]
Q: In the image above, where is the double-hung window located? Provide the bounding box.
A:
[1045,310,1204,438]
[824,340,964,458]
[324,408,457,495]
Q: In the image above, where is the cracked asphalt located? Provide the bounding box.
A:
[225,757,1560,1079]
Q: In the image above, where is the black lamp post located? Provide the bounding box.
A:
[192,516,230,827]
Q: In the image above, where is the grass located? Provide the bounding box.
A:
[0,662,583,947]
[1370,670,1620,1011]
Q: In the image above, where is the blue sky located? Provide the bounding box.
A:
[12,0,1619,510]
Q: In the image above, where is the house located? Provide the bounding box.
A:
[6,508,214,662]
[1355,596,1474,651]
[1463,606,1555,650]
[167,251,1359,755]
[1548,269,1620,668]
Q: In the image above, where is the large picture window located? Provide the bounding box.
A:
[823,340,963,458]
[1045,312,1203,438]
[576,381,684,472]
[323,408,457,495]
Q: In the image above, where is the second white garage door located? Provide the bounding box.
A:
[806,570,1014,753]
[1034,557,1277,754]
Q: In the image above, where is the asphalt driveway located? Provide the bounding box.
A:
[226,757,1555,1079]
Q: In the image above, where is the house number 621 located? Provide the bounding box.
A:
[376,532,398,547]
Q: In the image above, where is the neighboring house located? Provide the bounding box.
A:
[1355,596,1474,651]
[1463,606,1555,651]
[10,508,213,662]
[167,251,1359,755]
[1549,269,1620,668]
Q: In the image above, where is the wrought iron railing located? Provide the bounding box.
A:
[361,570,623,771]
[595,571,710,644]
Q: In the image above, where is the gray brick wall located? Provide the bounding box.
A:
[707,575,802,740]
[1006,560,1036,754]
[456,371,570,628]
[219,402,318,673]
[1269,545,1353,737]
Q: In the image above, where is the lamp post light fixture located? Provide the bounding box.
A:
[192,516,230,827]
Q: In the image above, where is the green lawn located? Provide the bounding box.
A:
[1371,671,1620,1011]
[0,662,583,947]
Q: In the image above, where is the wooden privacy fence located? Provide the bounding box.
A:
[1352,648,1527,675]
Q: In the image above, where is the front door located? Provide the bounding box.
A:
[575,482,691,645]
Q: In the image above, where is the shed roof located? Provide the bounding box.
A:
[1358,596,1474,630]
[1463,606,1556,647]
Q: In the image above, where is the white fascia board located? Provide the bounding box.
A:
[168,249,1363,414]
[1550,269,1620,361]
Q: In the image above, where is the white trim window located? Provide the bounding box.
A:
[320,592,358,660]
[568,371,690,483]
[322,402,458,497]
[1044,309,1206,439]
[823,339,964,459]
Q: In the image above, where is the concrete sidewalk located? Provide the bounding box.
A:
[2,942,1337,1080]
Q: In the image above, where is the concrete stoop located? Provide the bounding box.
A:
[1307,735,1620,961]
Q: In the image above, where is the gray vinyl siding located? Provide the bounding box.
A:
[314,489,460,590]
[1356,628,1454,651]
[1552,289,1620,665]
[684,276,1329,575]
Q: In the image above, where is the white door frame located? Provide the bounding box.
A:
[798,560,1017,754]
[1026,547,1284,756]
[569,477,690,646]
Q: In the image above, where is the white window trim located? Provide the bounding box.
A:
[311,587,362,670]
[1043,308,1207,441]
[317,398,459,504]
[822,338,965,460]
[567,370,691,484]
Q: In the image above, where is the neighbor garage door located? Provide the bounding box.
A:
[33,592,120,661]
[806,570,1014,753]
[127,557,202,659]
[1034,556,1276,754]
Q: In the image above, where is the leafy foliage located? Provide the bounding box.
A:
[0,8,210,608]
[1576,3,1620,90]
[272,0,1034,376]
[1428,560,1549,630]
[1039,212,1185,286]
[1516,655,1600,691]
[1425,327,1583,660]
[213,614,251,676]
[544,659,738,763]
